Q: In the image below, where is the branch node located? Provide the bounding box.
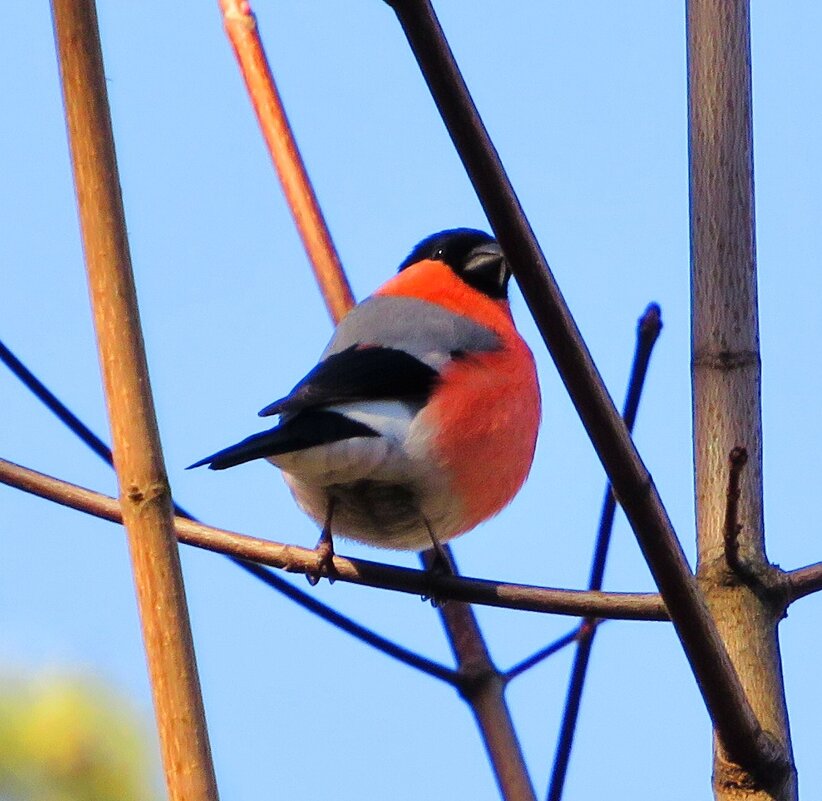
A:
[692,349,760,371]
[455,663,502,704]
[716,728,794,795]
[124,480,170,511]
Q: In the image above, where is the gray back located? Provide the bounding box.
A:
[323,295,501,370]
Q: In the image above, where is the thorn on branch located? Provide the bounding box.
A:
[724,446,758,585]
[724,446,747,570]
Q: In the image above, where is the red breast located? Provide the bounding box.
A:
[377,259,541,533]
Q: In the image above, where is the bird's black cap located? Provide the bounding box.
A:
[398,228,510,300]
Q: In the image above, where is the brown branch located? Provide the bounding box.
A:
[385,0,788,785]
[0,458,667,621]
[50,2,219,799]
[422,550,535,801]
[548,303,662,801]
[785,563,822,603]
[219,0,355,323]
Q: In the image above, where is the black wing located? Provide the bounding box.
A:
[259,345,439,417]
[188,410,379,470]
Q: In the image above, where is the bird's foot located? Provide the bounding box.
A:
[306,527,337,586]
[421,547,454,608]
[420,519,454,606]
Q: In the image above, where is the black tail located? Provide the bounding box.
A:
[188,410,378,471]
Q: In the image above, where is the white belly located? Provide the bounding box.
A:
[268,400,466,550]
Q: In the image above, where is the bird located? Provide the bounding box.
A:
[190,228,540,571]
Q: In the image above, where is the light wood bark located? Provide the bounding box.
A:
[687,1,796,797]
[219,0,354,323]
[51,2,219,799]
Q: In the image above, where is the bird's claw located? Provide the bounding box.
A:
[421,550,453,607]
[306,534,336,586]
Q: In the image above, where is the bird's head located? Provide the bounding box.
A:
[399,228,510,300]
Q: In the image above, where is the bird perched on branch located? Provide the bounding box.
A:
[191,228,540,571]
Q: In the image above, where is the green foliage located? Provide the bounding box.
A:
[0,672,159,801]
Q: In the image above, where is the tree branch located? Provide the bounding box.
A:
[723,447,747,569]
[385,0,788,784]
[723,447,760,586]
[783,564,822,604]
[0,457,667,621]
[235,559,459,685]
[688,0,795,793]
[422,550,536,801]
[0,338,112,464]
[219,0,354,323]
[548,303,662,801]
[503,627,582,684]
[51,2,218,798]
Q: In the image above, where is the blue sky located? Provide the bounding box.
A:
[1,3,820,799]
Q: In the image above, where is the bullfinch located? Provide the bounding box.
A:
[191,228,540,561]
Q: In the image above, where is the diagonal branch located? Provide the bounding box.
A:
[385,0,787,779]
[503,627,582,684]
[0,457,667,621]
[0,338,112,464]
[51,2,218,798]
[235,559,458,684]
[547,303,662,801]
[219,0,354,322]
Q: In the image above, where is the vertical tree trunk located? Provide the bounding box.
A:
[687,1,796,798]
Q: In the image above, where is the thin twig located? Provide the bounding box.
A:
[547,304,661,801]
[219,0,354,323]
[51,2,218,798]
[236,560,459,684]
[505,305,662,691]
[0,458,668,620]
[0,339,112,463]
[588,304,662,590]
[503,627,582,684]
[785,563,822,603]
[386,0,786,779]
[546,628,595,801]
[0,337,457,685]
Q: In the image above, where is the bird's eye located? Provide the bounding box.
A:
[433,248,444,259]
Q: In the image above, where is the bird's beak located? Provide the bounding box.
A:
[464,242,509,292]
